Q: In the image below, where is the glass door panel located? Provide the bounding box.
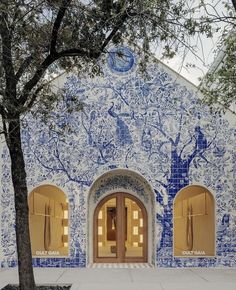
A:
[97,197,117,258]
[124,197,143,258]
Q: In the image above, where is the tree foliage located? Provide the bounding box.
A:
[0,0,220,117]
[200,30,236,114]
[199,1,236,114]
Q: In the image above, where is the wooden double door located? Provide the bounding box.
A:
[94,193,147,263]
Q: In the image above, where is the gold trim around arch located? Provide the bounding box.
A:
[93,192,148,263]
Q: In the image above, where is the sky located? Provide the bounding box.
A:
[153,0,233,85]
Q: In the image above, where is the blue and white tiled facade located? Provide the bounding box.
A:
[0,47,236,268]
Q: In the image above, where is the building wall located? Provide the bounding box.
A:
[0,47,236,268]
[0,135,4,263]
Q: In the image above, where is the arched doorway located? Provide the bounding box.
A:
[173,185,215,257]
[28,184,69,257]
[93,192,148,263]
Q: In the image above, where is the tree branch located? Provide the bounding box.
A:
[101,0,113,19]
[232,0,236,12]
[1,116,9,145]
[174,104,184,146]
[19,0,73,106]
[19,54,57,106]
[0,103,7,117]
[12,0,46,27]
[179,135,194,159]
[101,7,134,51]
[155,179,168,189]
[151,123,175,146]
[57,47,100,58]
[50,0,72,54]
[15,55,34,81]
[19,0,102,108]
[24,85,45,111]
[0,11,16,97]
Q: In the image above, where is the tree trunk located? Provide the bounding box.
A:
[7,116,36,290]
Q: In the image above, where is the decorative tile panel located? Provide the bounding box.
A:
[90,171,151,203]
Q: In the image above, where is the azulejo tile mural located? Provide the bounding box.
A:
[1,46,236,268]
[90,172,151,204]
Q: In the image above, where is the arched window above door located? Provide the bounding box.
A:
[173,185,215,257]
[28,184,69,257]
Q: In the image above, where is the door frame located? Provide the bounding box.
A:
[93,192,148,263]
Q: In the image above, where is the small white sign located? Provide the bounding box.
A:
[36,251,60,256]
[182,250,206,255]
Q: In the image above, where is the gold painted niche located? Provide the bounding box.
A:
[28,185,69,257]
[173,185,215,257]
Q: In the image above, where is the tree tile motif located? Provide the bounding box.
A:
[1,47,236,268]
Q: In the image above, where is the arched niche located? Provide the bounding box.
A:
[87,168,155,265]
[28,184,69,257]
[173,185,215,257]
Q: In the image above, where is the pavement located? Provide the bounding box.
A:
[1,266,236,290]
